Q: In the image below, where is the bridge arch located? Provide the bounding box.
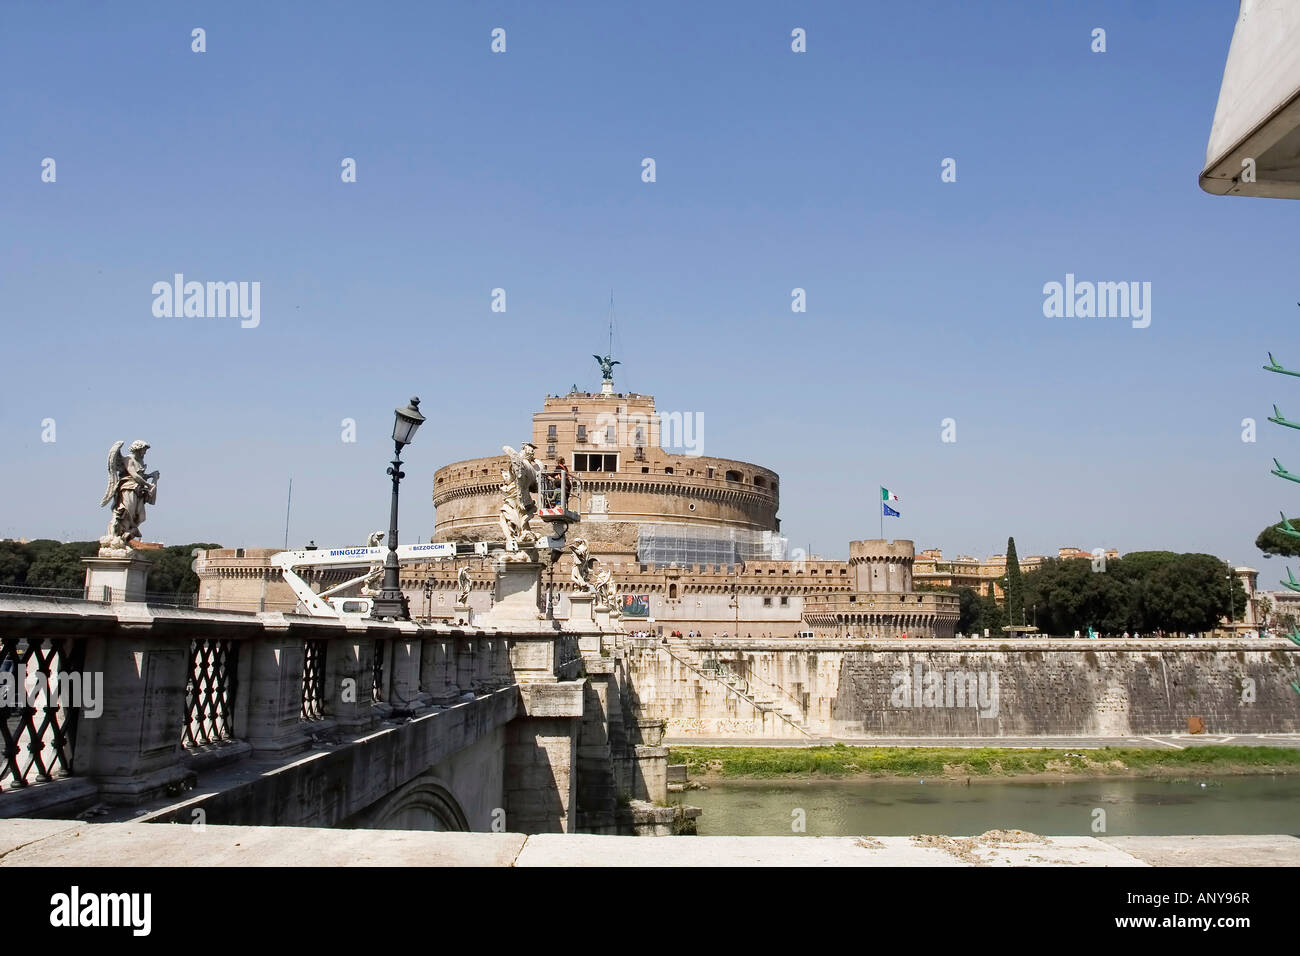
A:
[346,772,471,832]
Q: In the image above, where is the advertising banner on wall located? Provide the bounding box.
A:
[622,594,650,618]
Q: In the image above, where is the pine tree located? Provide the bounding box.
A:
[1005,536,1024,628]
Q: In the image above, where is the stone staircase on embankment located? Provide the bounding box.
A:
[662,639,813,738]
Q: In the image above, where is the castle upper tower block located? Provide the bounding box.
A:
[432,373,780,565]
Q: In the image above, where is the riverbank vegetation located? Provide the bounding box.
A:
[670,744,1300,779]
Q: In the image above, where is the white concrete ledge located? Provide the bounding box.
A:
[5,820,1296,866]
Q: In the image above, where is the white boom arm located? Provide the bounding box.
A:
[271,542,484,618]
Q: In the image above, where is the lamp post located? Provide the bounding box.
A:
[1226,561,1234,635]
[369,397,426,621]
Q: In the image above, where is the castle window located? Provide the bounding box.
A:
[605,426,616,444]
[574,453,618,472]
[547,425,557,440]
[754,476,767,488]
[576,425,587,442]
[763,597,772,607]
[641,466,649,473]
[664,466,674,474]
[780,596,789,607]
[707,467,715,478]
[547,444,556,459]
[725,470,742,482]
[669,584,678,599]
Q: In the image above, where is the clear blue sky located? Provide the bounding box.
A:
[1,0,1293,567]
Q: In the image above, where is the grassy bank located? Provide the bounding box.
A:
[669,744,1300,780]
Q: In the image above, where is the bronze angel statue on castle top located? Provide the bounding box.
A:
[99,440,160,550]
[593,354,620,381]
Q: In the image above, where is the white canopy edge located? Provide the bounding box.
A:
[1201,0,1300,198]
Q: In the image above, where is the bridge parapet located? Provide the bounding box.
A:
[0,596,596,823]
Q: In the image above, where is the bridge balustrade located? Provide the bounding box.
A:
[0,598,559,818]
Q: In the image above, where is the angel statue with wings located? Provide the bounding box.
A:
[497,465,537,553]
[592,565,615,607]
[593,354,620,382]
[99,440,160,550]
[569,537,596,592]
[501,442,544,523]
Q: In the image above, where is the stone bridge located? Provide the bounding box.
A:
[0,562,684,836]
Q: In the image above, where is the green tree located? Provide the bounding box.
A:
[4,539,222,600]
[1256,517,1300,558]
[1022,557,1123,635]
[139,543,222,599]
[1004,537,1024,627]
[954,586,1004,635]
[25,541,100,593]
[0,540,33,586]
[956,587,981,633]
[1127,553,1242,633]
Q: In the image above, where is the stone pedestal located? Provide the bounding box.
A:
[483,559,544,625]
[82,554,152,603]
[568,592,594,625]
[453,603,473,626]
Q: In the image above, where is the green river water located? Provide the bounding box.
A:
[673,775,1300,836]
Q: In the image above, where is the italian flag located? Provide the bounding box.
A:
[881,487,899,502]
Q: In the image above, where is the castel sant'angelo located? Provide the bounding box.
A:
[198,359,959,638]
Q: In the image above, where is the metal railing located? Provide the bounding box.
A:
[301,639,328,719]
[0,635,86,788]
[182,638,239,748]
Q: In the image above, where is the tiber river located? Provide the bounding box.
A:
[673,775,1300,836]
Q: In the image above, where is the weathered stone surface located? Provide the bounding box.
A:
[1102,834,1300,867]
[520,681,585,717]
[513,833,1144,867]
[626,640,1300,738]
[3,819,1296,866]
[0,821,526,867]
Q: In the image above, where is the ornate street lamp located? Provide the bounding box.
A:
[370,397,425,621]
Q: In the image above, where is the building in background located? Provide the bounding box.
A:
[198,364,959,636]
